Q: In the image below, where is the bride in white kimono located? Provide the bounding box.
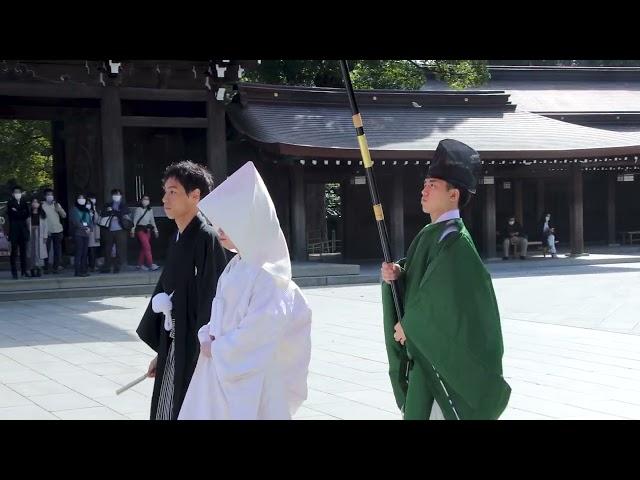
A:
[178,161,312,420]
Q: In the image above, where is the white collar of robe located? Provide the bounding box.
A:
[198,161,292,285]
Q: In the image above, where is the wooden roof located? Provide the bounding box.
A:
[228,83,640,161]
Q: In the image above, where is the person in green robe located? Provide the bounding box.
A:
[381,139,511,420]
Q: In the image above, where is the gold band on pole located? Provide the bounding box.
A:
[357,135,373,168]
[352,113,364,128]
[373,204,384,221]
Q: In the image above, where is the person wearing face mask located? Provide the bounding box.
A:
[540,212,558,258]
[7,185,30,279]
[26,197,49,277]
[131,195,160,271]
[41,188,67,274]
[70,194,93,277]
[85,193,101,272]
[502,215,528,260]
[99,188,132,274]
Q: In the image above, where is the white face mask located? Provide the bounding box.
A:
[46,195,54,203]
[13,192,22,201]
[508,220,515,226]
[141,200,150,207]
[545,215,550,221]
[77,198,86,206]
[112,195,122,203]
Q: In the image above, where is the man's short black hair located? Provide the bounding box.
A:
[111,188,122,195]
[446,182,472,208]
[12,185,22,192]
[44,187,54,195]
[162,160,214,199]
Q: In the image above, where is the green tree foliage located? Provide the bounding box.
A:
[245,60,490,90]
[0,120,53,198]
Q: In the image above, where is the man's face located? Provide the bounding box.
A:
[162,177,199,220]
[420,177,456,214]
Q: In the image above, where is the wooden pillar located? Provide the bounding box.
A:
[100,85,125,201]
[52,121,68,212]
[391,170,405,259]
[100,85,128,266]
[608,173,617,245]
[570,166,585,256]
[482,180,497,258]
[291,165,307,261]
[514,179,524,225]
[536,178,545,221]
[206,94,227,187]
[340,179,349,256]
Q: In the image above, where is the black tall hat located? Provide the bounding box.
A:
[427,139,482,194]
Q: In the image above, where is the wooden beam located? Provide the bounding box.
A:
[391,170,405,259]
[0,104,77,121]
[536,178,545,221]
[0,81,101,98]
[0,81,210,102]
[101,86,125,200]
[608,173,617,245]
[253,141,640,162]
[340,179,349,257]
[483,182,497,258]
[303,170,353,184]
[100,86,127,265]
[514,179,524,225]
[121,116,207,128]
[119,87,207,102]
[569,166,585,255]
[206,94,228,186]
[291,165,307,261]
[51,121,68,212]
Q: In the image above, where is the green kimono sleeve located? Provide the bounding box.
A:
[381,259,410,411]
[402,234,511,419]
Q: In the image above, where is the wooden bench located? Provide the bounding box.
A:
[621,231,640,245]
[497,227,560,257]
[308,239,343,255]
[509,240,558,257]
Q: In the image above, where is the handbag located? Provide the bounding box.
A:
[0,231,9,251]
[121,214,134,230]
[98,215,111,229]
[134,209,153,233]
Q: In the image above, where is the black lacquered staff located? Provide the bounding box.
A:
[339,59,404,325]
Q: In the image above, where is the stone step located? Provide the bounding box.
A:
[0,264,375,302]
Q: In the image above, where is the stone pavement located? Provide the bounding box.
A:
[1,260,640,419]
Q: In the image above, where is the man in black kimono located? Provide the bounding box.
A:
[136,161,227,420]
